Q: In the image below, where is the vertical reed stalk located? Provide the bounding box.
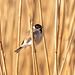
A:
[16,0,22,75]
[69,10,75,32]
[59,24,75,75]
[27,0,39,74]
[39,0,50,75]
[0,65,3,75]
[54,0,58,75]
[58,0,65,73]
[73,66,75,75]
[59,9,75,75]
[29,19,39,75]
[0,25,7,75]
[57,0,60,73]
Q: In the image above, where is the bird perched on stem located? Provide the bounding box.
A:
[14,24,43,53]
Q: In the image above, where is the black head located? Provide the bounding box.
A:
[34,24,43,29]
[33,24,43,33]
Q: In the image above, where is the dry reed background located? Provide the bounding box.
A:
[0,0,75,75]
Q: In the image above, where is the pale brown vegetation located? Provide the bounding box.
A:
[0,0,75,75]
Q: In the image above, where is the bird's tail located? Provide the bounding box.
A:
[14,47,23,53]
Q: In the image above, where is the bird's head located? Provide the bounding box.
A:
[33,24,43,29]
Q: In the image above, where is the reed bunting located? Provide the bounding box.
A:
[14,24,43,53]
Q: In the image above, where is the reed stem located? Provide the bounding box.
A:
[16,0,22,75]
[29,19,39,75]
[0,24,7,75]
[39,0,50,75]
[59,26,75,75]
[54,0,58,75]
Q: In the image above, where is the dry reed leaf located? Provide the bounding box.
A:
[0,24,7,75]
[59,27,75,75]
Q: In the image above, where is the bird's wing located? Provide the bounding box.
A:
[21,28,36,45]
[21,35,31,45]
[21,40,24,45]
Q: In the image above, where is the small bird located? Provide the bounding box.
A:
[14,24,43,53]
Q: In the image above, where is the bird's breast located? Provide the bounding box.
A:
[33,31,43,45]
